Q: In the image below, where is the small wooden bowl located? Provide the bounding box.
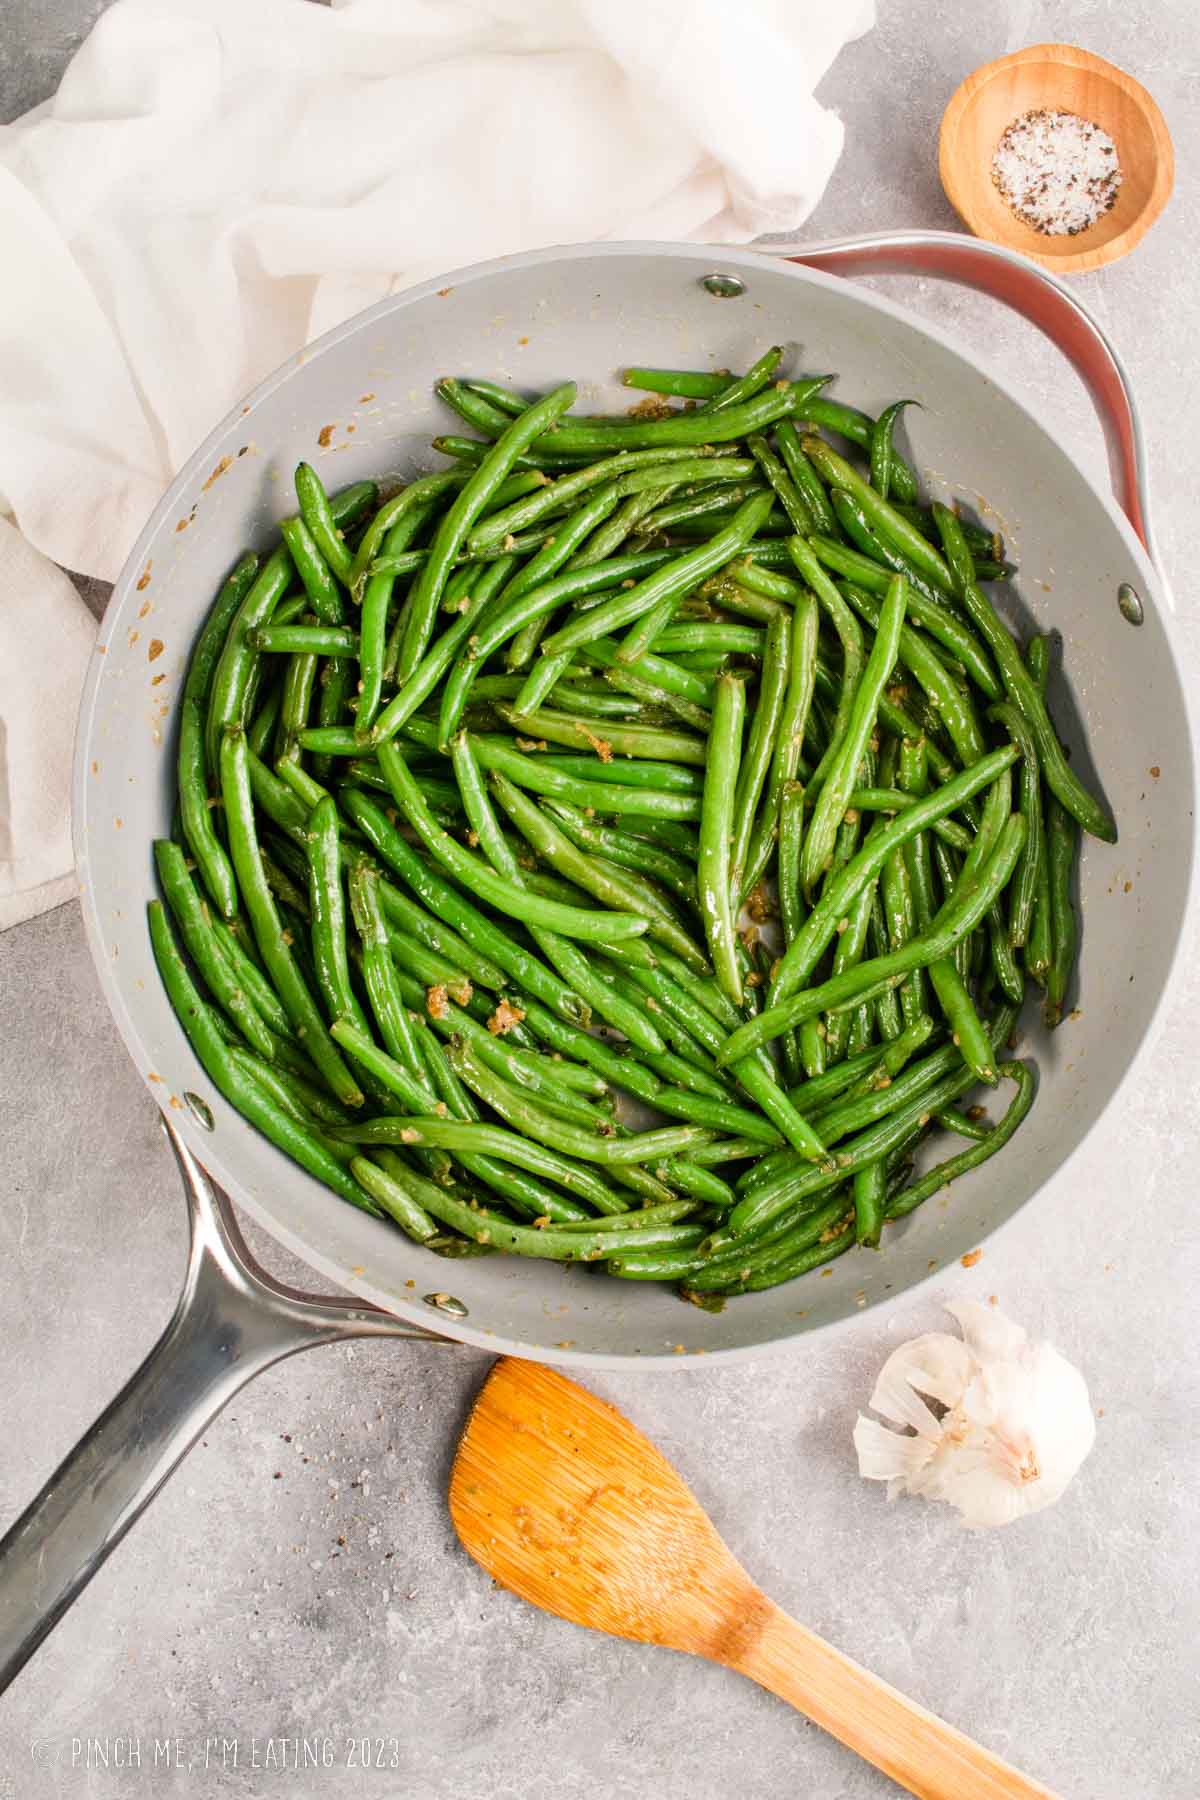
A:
[939,43,1173,274]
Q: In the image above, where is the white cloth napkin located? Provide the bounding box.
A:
[0,0,874,930]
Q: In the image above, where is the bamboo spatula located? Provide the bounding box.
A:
[450,1358,1061,1800]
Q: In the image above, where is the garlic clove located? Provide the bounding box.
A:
[852,1416,936,1486]
[946,1296,1027,1362]
[855,1302,1095,1528]
[867,1332,973,1429]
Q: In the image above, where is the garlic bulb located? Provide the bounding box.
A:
[853,1300,1095,1527]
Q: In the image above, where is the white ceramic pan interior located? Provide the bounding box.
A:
[74,241,1195,1366]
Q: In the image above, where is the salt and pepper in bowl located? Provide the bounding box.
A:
[939,42,1173,275]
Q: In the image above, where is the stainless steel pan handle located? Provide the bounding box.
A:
[0,1118,442,1694]
[758,229,1168,594]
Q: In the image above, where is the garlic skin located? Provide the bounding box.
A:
[853,1300,1095,1528]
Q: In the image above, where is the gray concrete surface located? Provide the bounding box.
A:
[2,3,1199,1796]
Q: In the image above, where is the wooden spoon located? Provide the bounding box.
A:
[451,1358,1061,1800]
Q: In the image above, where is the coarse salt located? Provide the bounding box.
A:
[991,108,1122,237]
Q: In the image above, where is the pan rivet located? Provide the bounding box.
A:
[701,273,745,299]
[423,1292,469,1319]
[1117,582,1144,626]
[183,1091,214,1130]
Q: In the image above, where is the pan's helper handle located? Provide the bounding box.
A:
[770,229,1166,594]
[0,1119,441,1694]
[724,1592,1061,1800]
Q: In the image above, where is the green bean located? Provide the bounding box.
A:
[803,574,906,895]
[390,968,603,1119]
[149,901,379,1213]
[869,399,918,502]
[987,900,1025,1005]
[206,546,293,774]
[346,860,425,1078]
[530,387,799,457]
[438,551,669,744]
[740,590,819,900]
[844,789,973,853]
[370,599,491,751]
[662,1195,855,1292]
[396,383,576,685]
[682,1136,764,1166]
[328,480,379,531]
[774,420,838,535]
[880,832,926,1029]
[377,742,647,942]
[434,433,578,474]
[776,779,808,1083]
[298,462,373,587]
[251,623,359,657]
[985,701,1042,948]
[177,698,237,922]
[577,635,713,705]
[178,553,259,914]
[852,1159,886,1248]
[153,840,276,1060]
[707,1215,856,1293]
[450,732,664,1053]
[341,786,593,1019]
[729,610,790,893]
[226,1045,355,1132]
[698,675,746,1006]
[824,883,876,1064]
[730,1051,985,1237]
[488,771,708,971]
[276,516,341,624]
[555,1199,698,1232]
[927,958,997,1084]
[533,755,702,793]
[700,345,785,412]
[932,505,1115,840]
[347,472,469,587]
[782,539,864,780]
[885,1061,1035,1218]
[803,437,954,594]
[357,505,426,736]
[467,448,746,551]
[934,1105,993,1142]
[355,1156,699,1260]
[812,519,1001,703]
[745,432,814,534]
[247,681,284,760]
[621,367,730,399]
[209,914,293,1038]
[835,580,988,770]
[450,1043,712,1165]
[539,493,774,659]
[505,493,627,670]
[654,623,764,657]
[276,630,320,761]
[331,1092,630,1220]
[772,757,1020,1016]
[720,814,1026,1062]
[495,704,704,766]
[219,731,363,1106]
[794,1040,970,1154]
[790,398,917,505]
[544,802,698,910]
[403,718,704,824]
[658,1158,734,1209]
[1043,795,1079,1028]
[598,666,711,732]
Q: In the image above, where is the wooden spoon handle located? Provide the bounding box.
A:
[726,1596,1061,1800]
